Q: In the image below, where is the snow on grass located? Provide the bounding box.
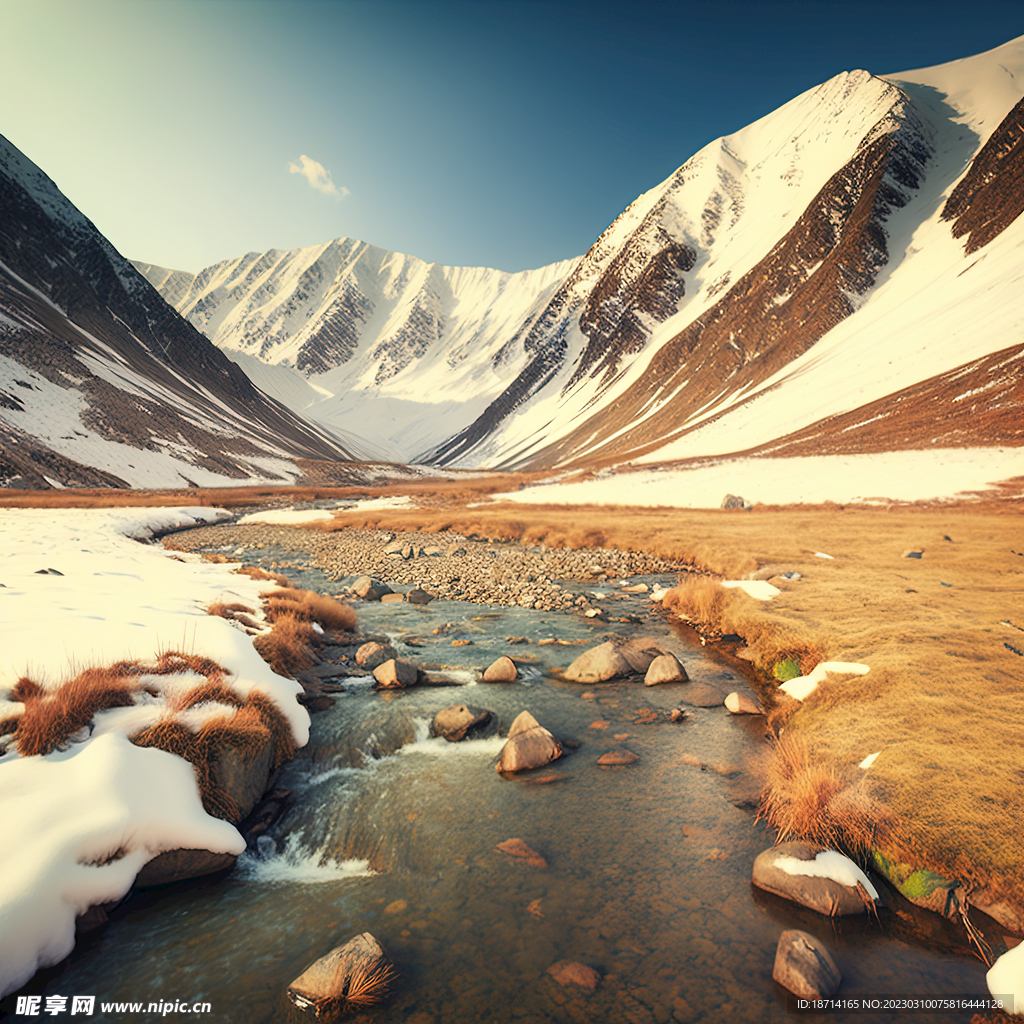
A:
[494,449,1023,509]
[774,849,879,900]
[779,661,871,702]
[0,506,312,998]
[721,580,780,601]
[236,508,337,526]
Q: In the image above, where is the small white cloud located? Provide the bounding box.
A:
[287,154,349,198]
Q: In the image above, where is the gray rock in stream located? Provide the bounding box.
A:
[563,641,633,683]
[496,711,562,773]
[431,704,496,742]
[772,930,841,999]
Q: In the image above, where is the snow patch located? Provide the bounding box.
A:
[774,849,879,900]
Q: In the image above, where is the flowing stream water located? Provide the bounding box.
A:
[24,540,991,1023]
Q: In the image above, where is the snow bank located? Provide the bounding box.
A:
[0,506,313,998]
[779,661,870,702]
[721,579,780,601]
[236,508,336,525]
[494,449,1023,509]
[774,849,879,900]
[1,733,244,996]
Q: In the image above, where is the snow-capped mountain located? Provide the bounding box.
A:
[140,36,1023,474]
[0,136,363,490]
[134,244,575,462]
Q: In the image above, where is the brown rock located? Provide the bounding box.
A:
[380,593,405,604]
[383,899,407,915]
[134,849,237,888]
[496,711,562,773]
[772,930,841,999]
[483,656,518,682]
[645,653,688,685]
[616,636,667,673]
[725,692,763,715]
[372,659,419,689]
[430,704,495,742]
[351,576,392,601]
[407,588,435,606]
[546,960,600,991]
[752,842,877,916]
[678,683,725,707]
[496,837,547,868]
[563,642,633,682]
[597,749,639,766]
[356,641,398,670]
[288,932,394,1013]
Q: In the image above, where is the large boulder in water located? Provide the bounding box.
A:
[351,577,392,601]
[496,711,562,773]
[431,704,496,742]
[372,658,418,689]
[483,656,518,682]
[773,930,841,999]
[563,642,633,683]
[753,841,879,916]
[644,653,688,685]
[288,932,395,1015]
[356,641,398,670]
[616,636,668,673]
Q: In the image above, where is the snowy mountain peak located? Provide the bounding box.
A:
[138,36,1023,476]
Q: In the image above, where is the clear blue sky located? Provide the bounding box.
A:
[1,0,1021,273]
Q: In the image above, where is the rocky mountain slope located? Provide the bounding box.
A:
[141,36,1024,475]
[0,136,362,489]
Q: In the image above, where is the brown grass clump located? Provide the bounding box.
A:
[14,667,139,757]
[131,719,240,822]
[152,651,228,683]
[759,733,894,857]
[239,690,297,770]
[131,685,297,822]
[661,577,742,630]
[253,614,319,677]
[339,961,398,1009]
[263,588,357,633]
[206,602,256,620]
[235,565,292,587]
[175,681,245,712]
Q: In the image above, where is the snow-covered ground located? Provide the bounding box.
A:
[0,507,311,998]
[494,448,1023,508]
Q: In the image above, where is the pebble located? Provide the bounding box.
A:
[169,524,686,611]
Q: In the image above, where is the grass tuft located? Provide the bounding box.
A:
[263,588,357,633]
[235,565,292,587]
[14,668,137,757]
[206,602,256,620]
[759,732,893,857]
[252,613,319,677]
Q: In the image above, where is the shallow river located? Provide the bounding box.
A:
[22,542,990,1023]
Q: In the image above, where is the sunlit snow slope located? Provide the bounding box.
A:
[134,243,576,462]
[0,136,363,490]
[141,36,1024,476]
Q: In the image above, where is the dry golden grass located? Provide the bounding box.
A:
[206,601,256,621]
[318,495,1024,906]
[759,732,894,856]
[252,613,319,677]
[263,588,357,633]
[132,677,296,822]
[13,666,138,756]
[234,565,292,588]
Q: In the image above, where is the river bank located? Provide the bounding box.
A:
[168,503,1024,950]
